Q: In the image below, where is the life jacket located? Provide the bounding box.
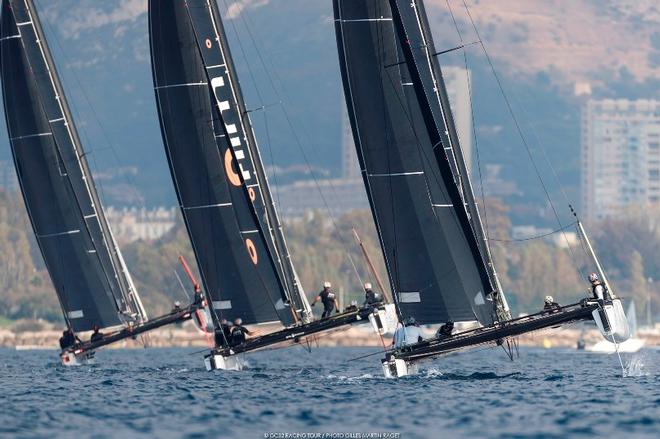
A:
[320,290,336,306]
[231,326,246,344]
[592,282,609,300]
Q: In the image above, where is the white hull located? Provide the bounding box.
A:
[204,352,245,371]
[381,357,419,378]
[369,303,398,335]
[60,350,95,366]
[592,299,630,343]
[587,337,645,354]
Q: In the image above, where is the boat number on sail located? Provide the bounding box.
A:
[245,238,258,264]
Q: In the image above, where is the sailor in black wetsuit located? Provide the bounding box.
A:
[230,318,253,346]
[215,319,233,347]
[588,272,609,301]
[59,328,80,350]
[90,325,104,343]
[436,321,454,340]
[311,281,340,318]
[543,295,561,313]
[362,283,382,307]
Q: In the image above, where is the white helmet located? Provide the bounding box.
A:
[544,295,554,304]
[364,282,372,290]
[323,281,331,288]
[234,318,242,326]
[588,272,599,283]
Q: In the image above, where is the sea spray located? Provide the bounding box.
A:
[623,355,648,377]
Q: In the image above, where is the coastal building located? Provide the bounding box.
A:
[105,206,177,244]
[582,99,660,222]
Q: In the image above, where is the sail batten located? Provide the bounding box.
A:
[334,0,498,325]
[0,0,145,331]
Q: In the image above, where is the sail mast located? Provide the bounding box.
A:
[387,0,506,319]
[410,0,510,319]
[334,0,497,325]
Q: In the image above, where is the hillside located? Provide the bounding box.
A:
[0,0,656,221]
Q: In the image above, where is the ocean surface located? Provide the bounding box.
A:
[1,346,659,438]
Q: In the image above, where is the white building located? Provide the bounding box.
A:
[582,99,660,223]
[105,206,178,244]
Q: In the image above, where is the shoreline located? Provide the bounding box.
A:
[3,321,659,350]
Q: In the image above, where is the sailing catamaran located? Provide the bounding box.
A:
[334,0,630,377]
[148,0,396,371]
[0,0,202,366]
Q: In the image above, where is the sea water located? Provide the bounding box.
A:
[1,346,658,438]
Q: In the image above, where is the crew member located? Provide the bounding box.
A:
[59,328,80,350]
[588,272,609,301]
[543,295,560,312]
[90,325,104,343]
[436,321,454,340]
[230,318,253,346]
[215,319,232,347]
[362,283,382,307]
[392,317,423,348]
[311,281,340,318]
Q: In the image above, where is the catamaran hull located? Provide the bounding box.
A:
[592,299,630,343]
[381,357,419,378]
[369,303,398,335]
[60,350,95,367]
[204,353,245,371]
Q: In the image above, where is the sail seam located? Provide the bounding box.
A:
[335,18,393,23]
[182,202,232,210]
[37,229,80,238]
[368,171,423,177]
[154,82,207,89]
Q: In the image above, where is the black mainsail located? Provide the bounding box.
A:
[334,0,509,325]
[149,0,311,327]
[0,0,146,332]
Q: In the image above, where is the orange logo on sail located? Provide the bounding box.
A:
[245,239,258,264]
[224,149,241,186]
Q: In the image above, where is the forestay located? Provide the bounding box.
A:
[334,0,501,325]
[150,0,306,326]
[0,0,146,331]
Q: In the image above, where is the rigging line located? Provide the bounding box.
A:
[506,92,586,277]
[455,0,585,281]
[262,107,283,218]
[213,2,304,312]
[445,0,492,247]
[228,2,365,288]
[488,221,577,243]
[459,1,573,260]
[34,2,145,211]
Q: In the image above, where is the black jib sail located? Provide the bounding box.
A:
[0,0,147,332]
[334,0,507,325]
[149,0,309,326]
